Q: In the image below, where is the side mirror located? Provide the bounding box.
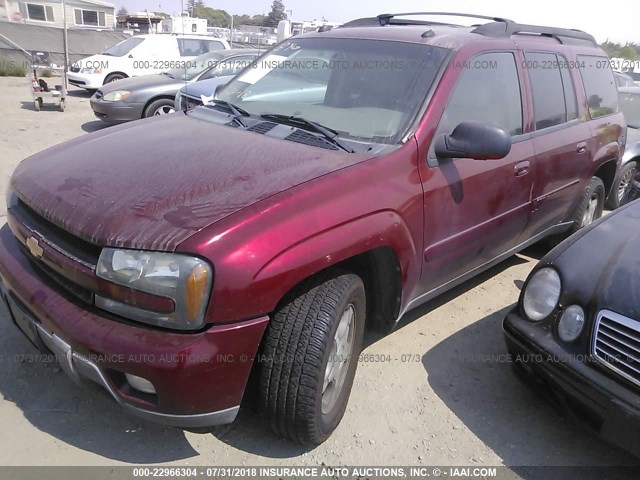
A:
[434,121,511,160]
[128,54,133,59]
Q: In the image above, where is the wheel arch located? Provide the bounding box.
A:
[593,159,617,198]
[270,247,403,335]
[103,71,128,83]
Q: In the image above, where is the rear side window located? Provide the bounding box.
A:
[560,61,578,122]
[577,55,618,118]
[526,52,571,130]
[178,39,225,56]
[435,52,523,140]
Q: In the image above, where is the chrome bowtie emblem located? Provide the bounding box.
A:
[26,236,43,258]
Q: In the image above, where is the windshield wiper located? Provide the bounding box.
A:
[207,100,250,128]
[260,113,355,153]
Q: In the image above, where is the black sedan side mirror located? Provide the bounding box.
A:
[434,121,511,160]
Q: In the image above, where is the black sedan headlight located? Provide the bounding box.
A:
[522,267,561,322]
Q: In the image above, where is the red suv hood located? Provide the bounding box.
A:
[11,114,370,251]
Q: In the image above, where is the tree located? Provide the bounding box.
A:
[266,0,286,27]
[193,6,231,27]
[116,6,128,16]
[187,0,204,14]
[600,41,640,61]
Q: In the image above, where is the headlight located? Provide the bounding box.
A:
[102,90,131,102]
[522,267,561,322]
[557,305,586,343]
[96,248,212,330]
[5,187,17,209]
[81,67,102,74]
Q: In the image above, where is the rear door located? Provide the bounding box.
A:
[522,51,592,237]
[419,51,535,293]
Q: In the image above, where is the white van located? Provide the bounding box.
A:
[68,34,230,90]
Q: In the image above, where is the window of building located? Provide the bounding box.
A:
[74,9,106,27]
[27,3,54,22]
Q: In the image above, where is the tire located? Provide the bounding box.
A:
[59,98,65,112]
[258,270,366,445]
[545,177,605,248]
[569,177,605,234]
[143,98,176,118]
[33,98,40,111]
[103,73,126,84]
[606,161,637,210]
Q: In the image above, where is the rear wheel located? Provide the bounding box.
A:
[103,73,126,84]
[606,161,637,210]
[570,176,605,235]
[546,177,605,247]
[258,270,365,445]
[144,98,176,118]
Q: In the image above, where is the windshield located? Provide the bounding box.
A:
[167,51,226,80]
[620,91,640,128]
[103,37,144,57]
[216,38,449,143]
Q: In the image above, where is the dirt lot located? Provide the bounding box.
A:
[0,76,637,472]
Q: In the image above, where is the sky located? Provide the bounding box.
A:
[120,0,640,44]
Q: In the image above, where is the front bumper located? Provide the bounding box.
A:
[67,72,104,90]
[90,97,146,124]
[503,308,640,457]
[0,225,269,428]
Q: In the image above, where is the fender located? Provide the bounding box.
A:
[201,210,419,324]
[253,210,417,308]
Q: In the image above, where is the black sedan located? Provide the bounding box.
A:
[90,49,259,124]
[504,201,640,458]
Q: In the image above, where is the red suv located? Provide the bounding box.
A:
[0,13,625,444]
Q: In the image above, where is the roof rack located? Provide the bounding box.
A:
[341,12,597,46]
[376,12,513,26]
[472,21,596,46]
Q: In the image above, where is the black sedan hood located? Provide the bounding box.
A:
[552,202,640,318]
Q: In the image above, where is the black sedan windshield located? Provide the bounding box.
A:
[217,37,449,143]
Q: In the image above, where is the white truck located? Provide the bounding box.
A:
[276,19,342,43]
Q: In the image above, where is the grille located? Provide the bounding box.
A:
[285,130,339,151]
[592,310,640,388]
[183,95,202,110]
[247,121,277,135]
[11,199,100,304]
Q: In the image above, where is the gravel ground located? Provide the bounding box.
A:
[0,77,637,473]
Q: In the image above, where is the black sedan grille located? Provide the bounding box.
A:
[181,94,202,110]
[593,310,640,388]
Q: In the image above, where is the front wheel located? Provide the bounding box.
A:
[144,98,176,118]
[258,270,366,445]
[103,73,126,84]
[606,161,637,210]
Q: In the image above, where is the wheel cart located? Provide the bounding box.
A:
[31,63,67,112]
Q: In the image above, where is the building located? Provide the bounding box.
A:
[0,0,116,29]
[161,15,207,35]
[116,11,163,34]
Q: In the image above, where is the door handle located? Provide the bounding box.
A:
[576,142,588,154]
[514,161,530,177]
